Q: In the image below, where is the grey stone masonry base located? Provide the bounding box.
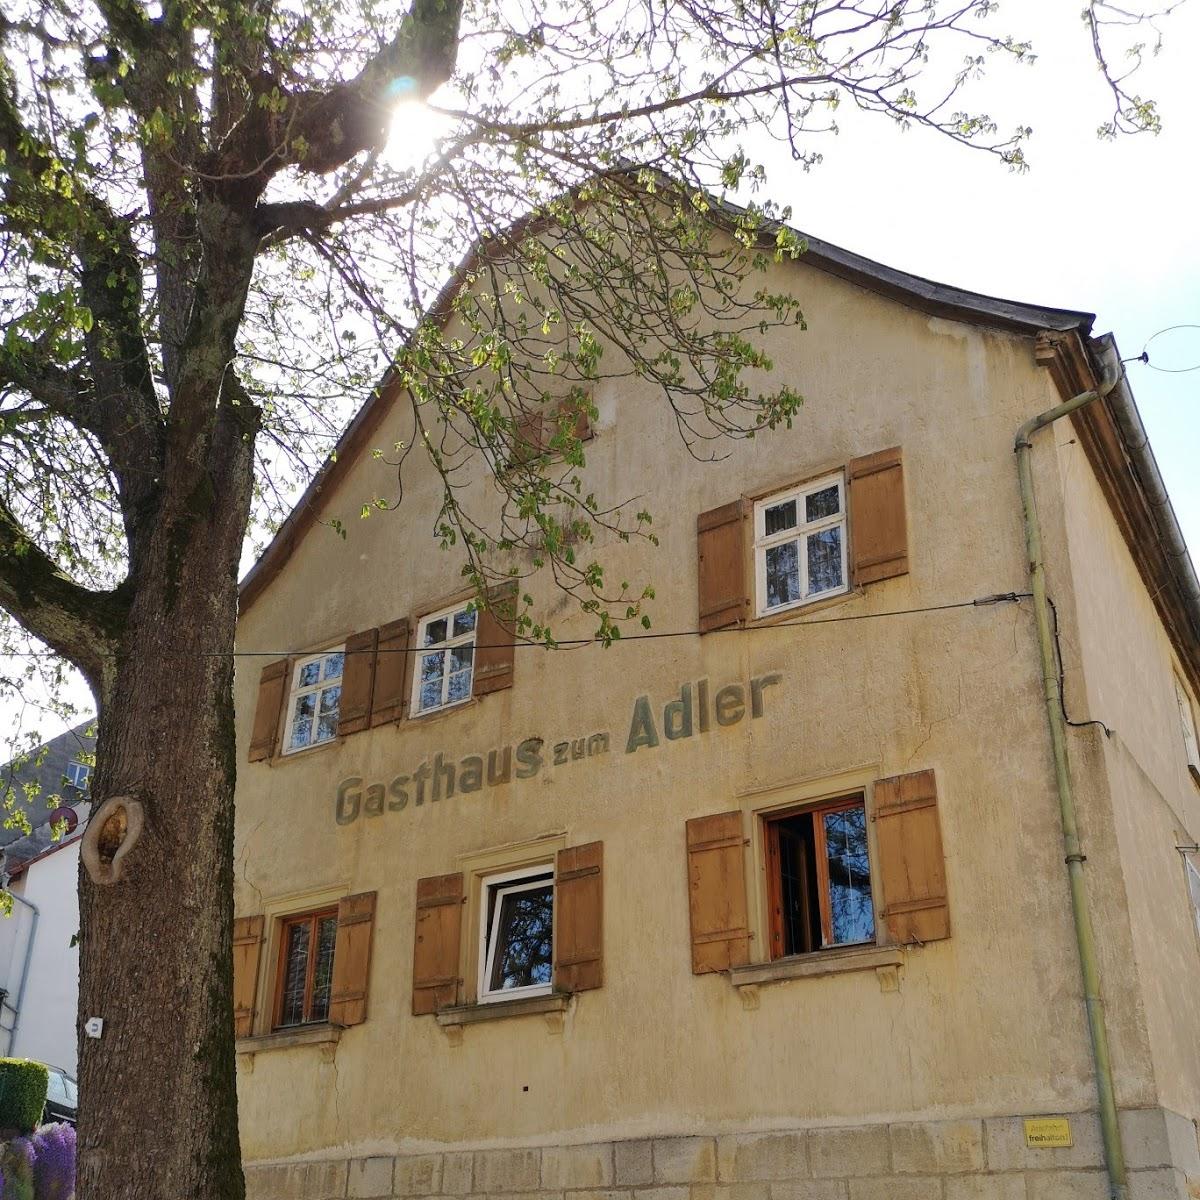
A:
[245,1108,1200,1200]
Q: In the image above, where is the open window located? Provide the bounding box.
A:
[477,865,555,1003]
[412,843,602,1016]
[763,797,875,959]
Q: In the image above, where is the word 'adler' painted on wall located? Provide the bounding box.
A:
[334,672,783,825]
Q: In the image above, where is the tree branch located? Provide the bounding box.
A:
[0,498,128,694]
[0,56,168,566]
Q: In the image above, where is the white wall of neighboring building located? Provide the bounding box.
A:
[0,838,80,1074]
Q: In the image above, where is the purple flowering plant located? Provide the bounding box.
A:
[0,1123,75,1200]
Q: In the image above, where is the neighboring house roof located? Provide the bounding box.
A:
[235,206,1199,692]
[4,824,85,880]
[0,721,95,850]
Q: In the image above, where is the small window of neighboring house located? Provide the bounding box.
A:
[753,473,848,617]
[478,865,554,1003]
[274,908,338,1029]
[65,761,91,791]
[412,602,477,717]
[763,796,875,959]
[1186,858,1200,942]
[283,648,345,754]
[1175,675,1200,784]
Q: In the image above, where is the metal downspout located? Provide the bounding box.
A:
[1014,359,1127,1200]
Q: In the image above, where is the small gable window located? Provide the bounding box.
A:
[284,649,344,754]
[65,761,91,792]
[412,602,477,717]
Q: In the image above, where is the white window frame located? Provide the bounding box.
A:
[477,864,554,1004]
[1175,674,1200,783]
[753,472,849,618]
[282,647,345,756]
[65,761,91,791]
[411,600,477,718]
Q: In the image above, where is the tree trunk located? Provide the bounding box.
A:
[76,409,254,1200]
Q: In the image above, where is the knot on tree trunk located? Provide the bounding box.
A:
[81,794,145,885]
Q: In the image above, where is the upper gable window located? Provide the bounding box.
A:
[65,761,91,792]
[753,473,848,616]
[412,602,477,717]
[284,649,344,754]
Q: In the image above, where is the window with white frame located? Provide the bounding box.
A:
[1175,675,1200,783]
[412,602,477,716]
[284,648,345,754]
[753,473,848,616]
[478,865,554,1003]
[65,760,91,791]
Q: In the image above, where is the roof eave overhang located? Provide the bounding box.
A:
[1037,328,1200,696]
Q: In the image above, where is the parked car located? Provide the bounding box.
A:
[42,1065,77,1126]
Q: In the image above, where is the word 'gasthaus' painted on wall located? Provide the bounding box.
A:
[335,733,610,825]
[334,671,784,825]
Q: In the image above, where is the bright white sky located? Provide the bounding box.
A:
[744,0,1199,551]
[3,1,1197,750]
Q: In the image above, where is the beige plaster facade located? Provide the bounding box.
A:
[231,234,1200,1200]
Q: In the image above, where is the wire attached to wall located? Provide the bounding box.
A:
[1047,595,1114,739]
[1125,323,1200,373]
[0,591,1033,661]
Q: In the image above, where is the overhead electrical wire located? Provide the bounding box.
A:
[1125,323,1200,373]
[0,591,1032,661]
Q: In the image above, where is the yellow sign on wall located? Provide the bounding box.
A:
[1023,1117,1073,1148]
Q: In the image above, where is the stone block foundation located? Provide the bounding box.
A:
[246,1109,1200,1200]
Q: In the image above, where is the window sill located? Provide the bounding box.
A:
[436,991,569,1028]
[272,736,344,764]
[236,1024,342,1055]
[730,944,903,988]
[747,586,860,630]
[405,696,480,728]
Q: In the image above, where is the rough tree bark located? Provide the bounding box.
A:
[0,3,464,1196]
[77,402,256,1200]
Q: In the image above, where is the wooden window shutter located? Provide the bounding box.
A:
[232,915,264,1037]
[473,583,517,697]
[248,659,290,762]
[370,618,412,726]
[847,446,908,585]
[554,842,603,992]
[337,629,379,736]
[572,404,592,442]
[513,409,544,463]
[872,769,950,944]
[412,873,463,1015]
[685,811,751,973]
[697,500,749,632]
[329,891,377,1027]
[555,398,592,443]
